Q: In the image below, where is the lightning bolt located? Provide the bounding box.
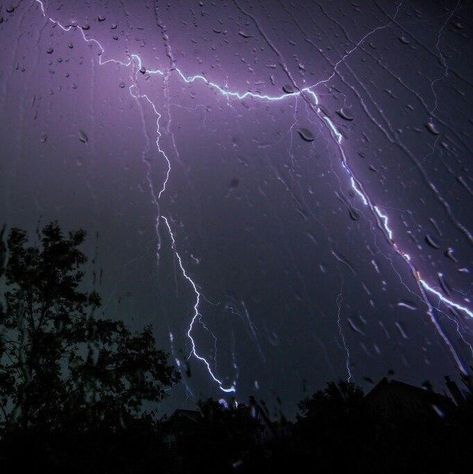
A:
[33,0,472,387]
[162,216,236,393]
[336,287,352,382]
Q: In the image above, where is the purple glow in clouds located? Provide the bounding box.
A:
[2,0,471,400]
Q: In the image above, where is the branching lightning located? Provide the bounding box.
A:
[336,287,352,382]
[33,0,472,388]
[162,216,236,393]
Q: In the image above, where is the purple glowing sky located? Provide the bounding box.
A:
[1,0,472,410]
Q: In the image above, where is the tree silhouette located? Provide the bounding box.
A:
[298,380,364,420]
[0,222,179,432]
[166,398,263,474]
[292,381,366,472]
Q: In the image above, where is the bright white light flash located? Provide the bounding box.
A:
[34,0,473,382]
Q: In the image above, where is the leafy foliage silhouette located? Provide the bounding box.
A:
[167,398,263,473]
[1,223,473,473]
[0,222,179,432]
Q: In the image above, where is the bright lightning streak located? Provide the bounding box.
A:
[34,0,472,380]
[34,0,235,392]
[162,216,236,393]
[336,288,352,382]
[420,280,473,320]
[374,206,393,241]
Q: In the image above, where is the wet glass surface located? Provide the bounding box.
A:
[0,0,472,412]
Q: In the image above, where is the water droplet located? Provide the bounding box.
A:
[425,121,440,135]
[336,108,354,121]
[425,234,440,249]
[347,318,365,335]
[282,84,295,94]
[395,321,408,339]
[79,130,88,143]
[238,31,252,39]
[348,207,360,221]
[444,247,457,262]
[297,128,314,142]
[397,300,417,311]
[438,273,452,296]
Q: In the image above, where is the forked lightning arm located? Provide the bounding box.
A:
[34,0,472,389]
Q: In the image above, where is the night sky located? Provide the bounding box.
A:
[1,0,472,414]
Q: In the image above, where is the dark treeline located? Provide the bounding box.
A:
[1,223,472,473]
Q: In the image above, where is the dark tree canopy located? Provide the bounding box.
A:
[0,222,179,432]
[298,380,365,420]
[1,224,472,474]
